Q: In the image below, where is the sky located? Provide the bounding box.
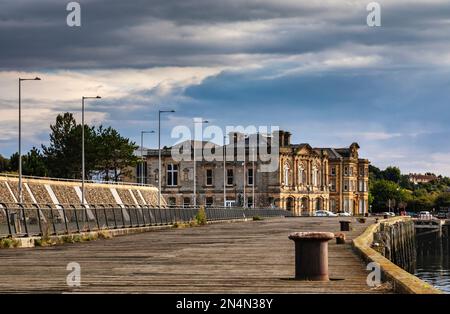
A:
[1,0,450,175]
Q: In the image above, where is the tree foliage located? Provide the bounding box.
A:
[369,165,450,213]
[1,112,137,182]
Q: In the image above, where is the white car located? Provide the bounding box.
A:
[338,212,352,217]
[314,210,338,217]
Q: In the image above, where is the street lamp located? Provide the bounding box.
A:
[252,146,255,208]
[81,96,101,206]
[158,110,175,209]
[193,118,209,207]
[18,77,41,203]
[223,134,227,207]
[140,130,155,185]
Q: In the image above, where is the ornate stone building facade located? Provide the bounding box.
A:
[128,130,370,216]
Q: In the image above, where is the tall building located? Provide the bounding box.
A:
[126,130,370,216]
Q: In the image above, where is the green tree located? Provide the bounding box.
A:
[9,152,19,172]
[383,166,401,183]
[435,192,450,209]
[370,180,404,212]
[22,147,48,177]
[42,113,97,179]
[0,155,9,172]
[95,126,137,182]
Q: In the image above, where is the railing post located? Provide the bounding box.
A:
[157,206,163,225]
[82,204,91,232]
[18,204,29,237]
[2,203,13,237]
[141,205,147,226]
[92,205,100,230]
[135,206,141,227]
[47,204,58,235]
[103,205,110,229]
[109,204,117,229]
[34,204,43,236]
[71,205,80,233]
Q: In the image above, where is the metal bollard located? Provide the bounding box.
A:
[339,220,351,231]
[288,232,335,281]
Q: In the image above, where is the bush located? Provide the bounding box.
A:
[195,206,207,225]
[1,238,20,248]
[252,215,263,221]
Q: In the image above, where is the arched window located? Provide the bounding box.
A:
[298,164,304,185]
[312,166,318,186]
[284,162,290,186]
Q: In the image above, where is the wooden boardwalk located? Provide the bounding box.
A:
[0,217,392,293]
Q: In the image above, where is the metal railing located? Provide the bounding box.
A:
[0,202,292,239]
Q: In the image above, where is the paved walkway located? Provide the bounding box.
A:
[0,217,392,293]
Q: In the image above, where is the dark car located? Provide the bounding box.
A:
[436,211,449,219]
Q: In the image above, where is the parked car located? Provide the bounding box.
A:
[436,211,449,219]
[314,210,338,217]
[338,212,352,217]
[418,211,432,219]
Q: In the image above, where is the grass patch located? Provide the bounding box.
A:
[0,238,20,249]
[195,206,207,225]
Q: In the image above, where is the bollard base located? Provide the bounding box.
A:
[288,232,335,282]
[294,274,329,281]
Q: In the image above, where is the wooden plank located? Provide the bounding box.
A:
[0,217,393,293]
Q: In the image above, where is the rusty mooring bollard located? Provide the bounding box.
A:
[339,220,351,231]
[288,232,335,281]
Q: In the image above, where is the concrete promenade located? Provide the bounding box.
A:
[0,217,392,293]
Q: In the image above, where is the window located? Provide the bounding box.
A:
[331,167,336,176]
[183,169,189,182]
[168,197,176,206]
[167,164,178,186]
[154,169,159,183]
[344,166,349,176]
[183,197,191,207]
[312,166,318,186]
[206,169,213,186]
[227,169,234,185]
[359,199,365,214]
[247,168,254,186]
[359,166,364,176]
[298,165,304,185]
[330,179,336,192]
[344,180,349,191]
[136,162,148,184]
[344,199,350,212]
[247,196,253,208]
[359,180,363,192]
[349,166,353,176]
[330,199,336,211]
[206,197,214,207]
[284,162,290,186]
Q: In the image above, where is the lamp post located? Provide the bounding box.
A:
[252,147,255,208]
[18,77,41,204]
[223,134,227,207]
[158,110,175,209]
[193,118,209,207]
[243,136,246,208]
[140,130,155,185]
[81,96,101,206]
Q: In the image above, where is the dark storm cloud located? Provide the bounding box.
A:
[1,0,450,69]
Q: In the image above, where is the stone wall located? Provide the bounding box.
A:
[0,176,165,208]
[372,219,417,273]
